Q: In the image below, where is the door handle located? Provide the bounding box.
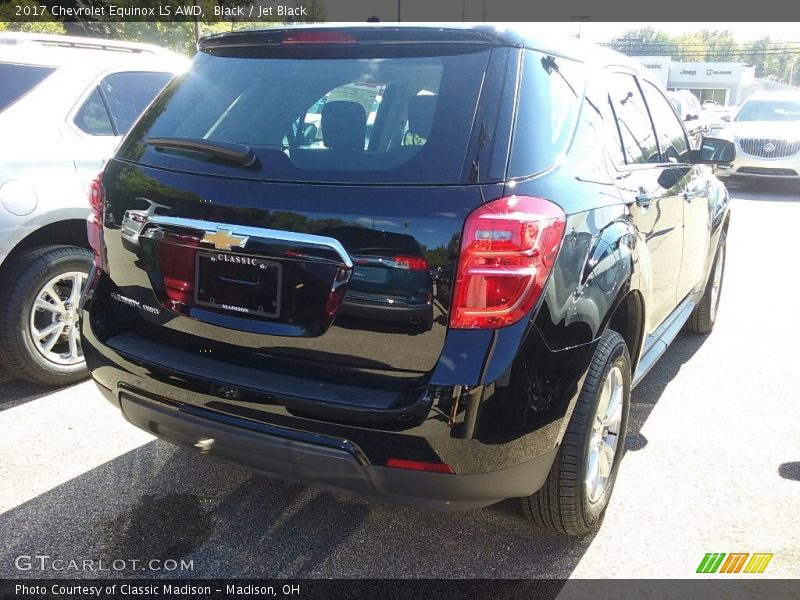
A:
[635,192,653,207]
[683,190,697,201]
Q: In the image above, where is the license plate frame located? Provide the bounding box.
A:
[194,250,282,319]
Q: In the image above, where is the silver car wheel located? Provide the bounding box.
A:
[585,364,624,504]
[29,271,87,366]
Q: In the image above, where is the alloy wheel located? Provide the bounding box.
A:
[28,271,88,367]
[585,364,624,504]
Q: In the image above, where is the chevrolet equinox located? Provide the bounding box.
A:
[81,25,734,536]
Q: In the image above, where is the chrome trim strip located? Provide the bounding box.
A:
[145,216,353,268]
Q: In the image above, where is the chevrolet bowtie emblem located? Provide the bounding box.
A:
[201,228,248,251]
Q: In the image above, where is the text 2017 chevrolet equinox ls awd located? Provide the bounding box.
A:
[81,25,734,536]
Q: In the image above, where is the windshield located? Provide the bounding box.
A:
[118,46,492,184]
[735,99,800,122]
[0,62,56,112]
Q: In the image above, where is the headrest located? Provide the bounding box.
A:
[321,101,367,150]
[407,94,437,139]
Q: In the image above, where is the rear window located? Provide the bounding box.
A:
[0,63,55,112]
[118,46,492,184]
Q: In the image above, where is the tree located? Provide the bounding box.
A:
[608,28,800,87]
[608,27,677,56]
[0,0,65,34]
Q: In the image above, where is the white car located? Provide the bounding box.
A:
[0,33,186,385]
[713,92,800,186]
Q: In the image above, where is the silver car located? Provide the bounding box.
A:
[713,92,800,184]
[0,33,185,385]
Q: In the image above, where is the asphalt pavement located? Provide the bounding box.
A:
[1,183,798,580]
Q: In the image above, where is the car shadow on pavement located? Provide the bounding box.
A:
[778,461,800,482]
[0,338,718,580]
[625,331,708,453]
[0,436,592,579]
[0,367,64,413]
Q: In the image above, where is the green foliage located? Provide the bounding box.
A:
[0,0,65,33]
[2,0,324,56]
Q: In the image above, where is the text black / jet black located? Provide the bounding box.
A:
[81,25,732,536]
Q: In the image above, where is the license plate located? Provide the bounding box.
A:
[352,265,389,284]
[195,251,281,318]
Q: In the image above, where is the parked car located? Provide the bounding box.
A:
[327,227,434,331]
[0,33,185,385]
[712,92,800,184]
[667,89,709,148]
[704,104,738,136]
[81,25,732,536]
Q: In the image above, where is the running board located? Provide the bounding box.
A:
[632,295,696,388]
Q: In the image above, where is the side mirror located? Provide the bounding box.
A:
[693,137,736,165]
[721,115,732,122]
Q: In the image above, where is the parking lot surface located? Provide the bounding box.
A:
[1,184,798,579]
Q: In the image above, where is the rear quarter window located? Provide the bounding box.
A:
[74,71,174,137]
[0,63,56,112]
[507,51,585,178]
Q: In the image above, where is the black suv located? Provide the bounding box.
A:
[81,25,733,536]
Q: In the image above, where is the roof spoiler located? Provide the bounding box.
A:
[198,25,500,52]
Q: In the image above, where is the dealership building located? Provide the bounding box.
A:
[634,56,755,106]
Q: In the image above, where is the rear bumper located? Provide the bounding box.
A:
[97,382,556,510]
[80,271,578,510]
[339,296,433,324]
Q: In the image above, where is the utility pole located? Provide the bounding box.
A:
[572,16,589,39]
[397,0,401,21]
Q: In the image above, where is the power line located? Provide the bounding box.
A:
[604,40,800,48]
[616,50,800,55]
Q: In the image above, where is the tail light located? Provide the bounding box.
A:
[87,173,105,270]
[391,255,429,271]
[450,196,565,329]
[158,233,202,309]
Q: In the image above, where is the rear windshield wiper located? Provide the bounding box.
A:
[147,137,256,167]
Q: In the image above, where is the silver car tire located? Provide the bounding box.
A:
[0,245,93,386]
[522,329,631,537]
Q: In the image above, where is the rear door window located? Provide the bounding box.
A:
[607,72,659,165]
[641,81,690,163]
[118,47,492,184]
[0,63,55,112]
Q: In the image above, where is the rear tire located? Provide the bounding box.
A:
[686,233,726,334]
[0,245,93,386]
[522,330,631,537]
